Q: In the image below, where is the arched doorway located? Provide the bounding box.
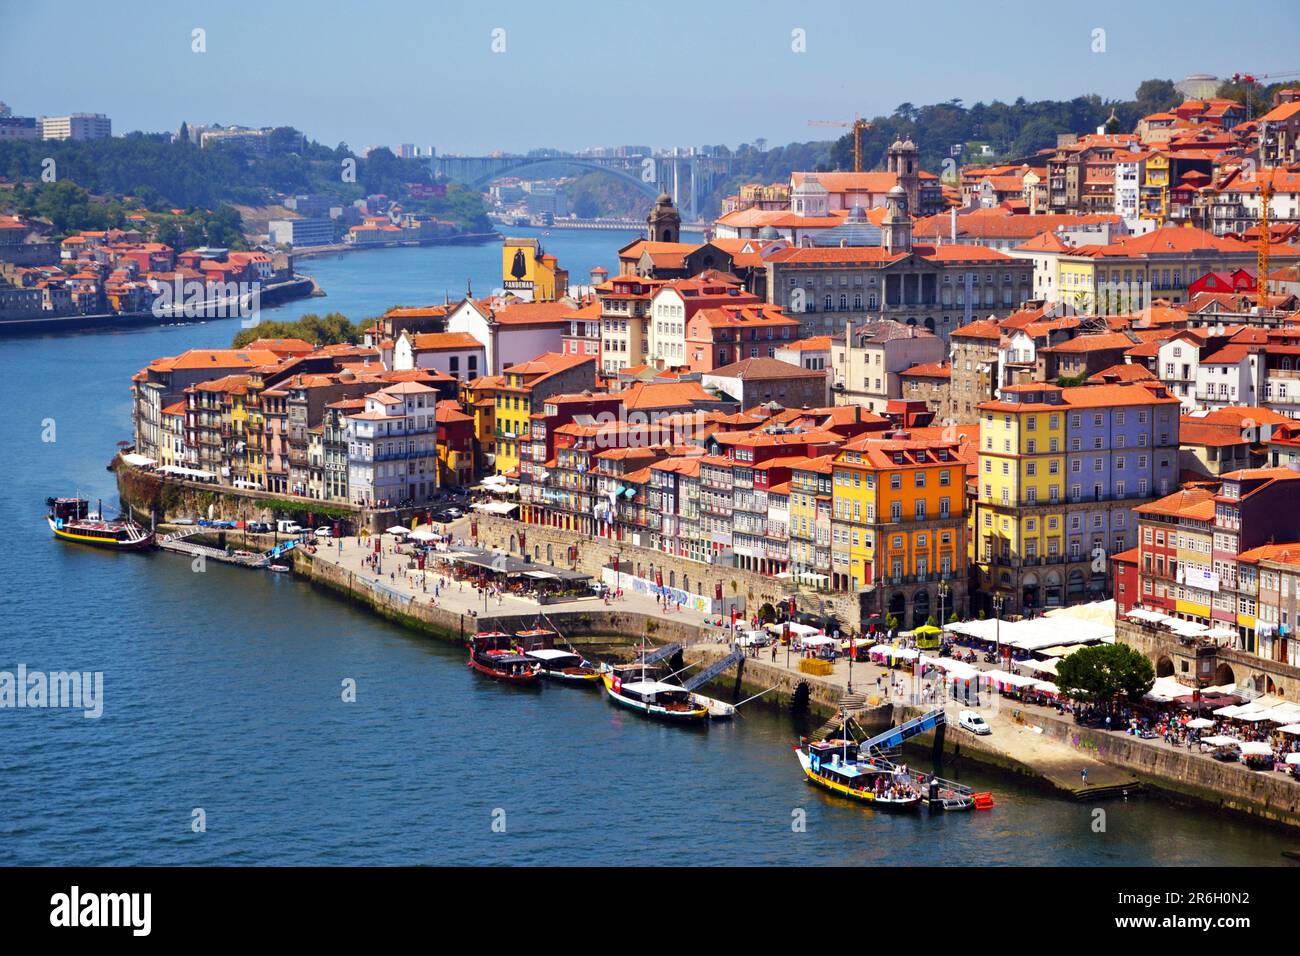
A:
[1213,662,1235,686]
[1067,570,1085,601]
[1022,574,1040,611]
[888,591,906,623]
[1045,571,1062,607]
[911,590,931,628]
[546,543,553,564]
[1156,655,1175,678]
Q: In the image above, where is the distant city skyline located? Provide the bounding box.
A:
[2,0,1297,155]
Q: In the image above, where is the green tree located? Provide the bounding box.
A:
[1056,643,1155,712]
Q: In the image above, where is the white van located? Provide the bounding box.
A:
[958,710,991,735]
[276,520,304,535]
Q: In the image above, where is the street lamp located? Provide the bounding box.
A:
[938,580,950,628]
[992,593,1005,663]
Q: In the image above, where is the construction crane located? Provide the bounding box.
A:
[1229,69,1300,121]
[1258,179,1274,310]
[808,116,873,172]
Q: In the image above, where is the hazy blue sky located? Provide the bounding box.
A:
[2,0,1297,154]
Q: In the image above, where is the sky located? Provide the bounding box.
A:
[2,0,1298,155]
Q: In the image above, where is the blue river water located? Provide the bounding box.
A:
[0,228,1291,865]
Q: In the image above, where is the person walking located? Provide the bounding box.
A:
[1081,768,1089,786]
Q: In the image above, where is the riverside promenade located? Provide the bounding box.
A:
[292,526,1300,827]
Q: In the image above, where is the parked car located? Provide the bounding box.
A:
[737,629,773,648]
[313,526,333,538]
[172,518,195,526]
[444,507,463,518]
[958,710,991,735]
[246,521,273,534]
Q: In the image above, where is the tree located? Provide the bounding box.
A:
[1056,643,1155,712]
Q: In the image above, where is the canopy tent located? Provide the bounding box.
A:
[1186,717,1215,729]
[913,624,943,637]
[767,621,820,637]
[937,660,980,681]
[982,669,1040,689]
[796,635,836,647]
[1145,676,1192,703]
[385,526,411,535]
[1030,681,1061,696]
[945,615,1111,652]
[1126,608,1168,623]
[1238,741,1274,757]
[157,464,216,480]
[1285,753,1300,765]
[1019,657,1061,677]
[471,501,520,515]
[1203,627,1237,641]
[408,529,438,542]
[1199,735,1241,747]
[120,453,157,468]
[869,645,918,663]
[1277,724,1300,735]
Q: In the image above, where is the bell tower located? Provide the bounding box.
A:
[887,138,921,215]
[881,185,913,256]
[647,192,681,243]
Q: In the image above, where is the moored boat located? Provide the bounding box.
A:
[794,738,922,811]
[524,647,602,683]
[46,497,154,551]
[516,628,601,684]
[601,669,708,722]
[467,631,542,685]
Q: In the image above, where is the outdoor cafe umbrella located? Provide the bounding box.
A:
[1186,717,1215,730]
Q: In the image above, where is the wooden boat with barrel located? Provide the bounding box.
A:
[46,497,154,551]
[467,631,542,685]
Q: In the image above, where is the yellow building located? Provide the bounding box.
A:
[461,374,502,474]
[975,383,1067,570]
[831,436,968,627]
[502,237,568,302]
[159,400,187,468]
[1141,153,1170,224]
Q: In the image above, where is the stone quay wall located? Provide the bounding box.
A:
[472,514,862,627]
[294,545,703,652]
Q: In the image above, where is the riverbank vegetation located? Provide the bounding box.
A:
[231,312,361,348]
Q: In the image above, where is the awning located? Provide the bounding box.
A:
[1239,742,1274,756]
[523,570,558,580]
[120,453,157,467]
[386,526,411,535]
[1186,717,1215,729]
[1199,735,1241,747]
[471,501,519,515]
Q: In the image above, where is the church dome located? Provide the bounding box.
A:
[758,226,780,239]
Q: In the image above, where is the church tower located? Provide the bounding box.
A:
[647,192,681,243]
[881,185,913,256]
[887,138,920,216]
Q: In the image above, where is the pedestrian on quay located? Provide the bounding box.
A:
[1081,768,1089,786]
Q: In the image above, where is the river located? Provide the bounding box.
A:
[0,228,1288,865]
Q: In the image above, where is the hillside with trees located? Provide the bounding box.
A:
[0,129,490,240]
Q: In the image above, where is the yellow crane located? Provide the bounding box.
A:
[808,116,874,172]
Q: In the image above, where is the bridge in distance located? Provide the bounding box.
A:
[431,152,732,222]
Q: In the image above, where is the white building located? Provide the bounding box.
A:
[444,297,573,375]
[391,330,486,382]
[344,382,441,506]
[39,113,111,140]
